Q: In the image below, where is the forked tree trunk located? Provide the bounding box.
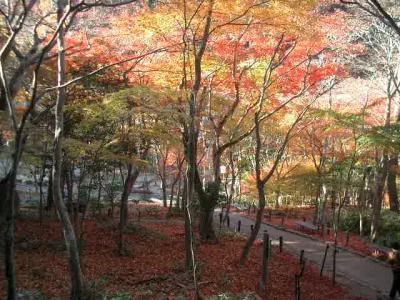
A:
[118,163,139,252]
[52,1,85,297]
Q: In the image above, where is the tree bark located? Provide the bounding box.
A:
[240,181,265,265]
[161,178,167,207]
[118,163,139,252]
[52,1,85,297]
[370,155,388,241]
[46,170,53,211]
[387,156,399,212]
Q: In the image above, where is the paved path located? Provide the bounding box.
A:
[215,210,391,299]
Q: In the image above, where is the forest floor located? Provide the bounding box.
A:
[239,207,387,260]
[0,204,365,300]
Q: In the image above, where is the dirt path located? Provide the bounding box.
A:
[215,209,392,300]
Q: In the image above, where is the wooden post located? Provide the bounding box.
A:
[295,274,300,300]
[320,243,329,277]
[279,236,283,253]
[269,239,272,258]
[345,231,350,246]
[237,220,241,233]
[332,245,338,284]
[299,250,305,277]
[259,230,270,290]
[219,212,223,232]
[226,215,230,228]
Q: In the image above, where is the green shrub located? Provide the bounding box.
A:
[339,209,400,247]
[376,210,400,246]
[338,210,369,234]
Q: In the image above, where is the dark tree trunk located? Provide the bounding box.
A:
[387,156,399,212]
[182,178,192,269]
[194,168,218,241]
[162,178,167,207]
[176,176,182,210]
[240,182,265,265]
[46,170,53,211]
[118,163,139,252]
[199,206,216,241]
[1,172,17,300]
[371,155,388,241]
[358,166,370,236]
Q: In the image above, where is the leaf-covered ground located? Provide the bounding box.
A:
[1,208,365,299]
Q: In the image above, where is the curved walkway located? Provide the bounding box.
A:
[215,210,392,300]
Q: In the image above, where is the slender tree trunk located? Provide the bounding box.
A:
[387,156,399,212]
[313,183,321,224]
[46,170,53,210]
[358,166,369,236]
[38,159,46,224]
[170,167,182,210]
[181,174,191,268]
[223,151,236,222]
[3,140,22,300]
[370,155,388,241]
[52,2,85,297]
[240,112,265,265]
[371,91,394,239]
[176,175,182,210]
[169,183,174,210]
[162,178,167,207]
[319,184,328,226]
[275,190,281,209]
[97,176,102,214]
[119,163,139,252]
[240,182,265,265]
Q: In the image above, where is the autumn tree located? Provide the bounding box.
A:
[0,0,138,298]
